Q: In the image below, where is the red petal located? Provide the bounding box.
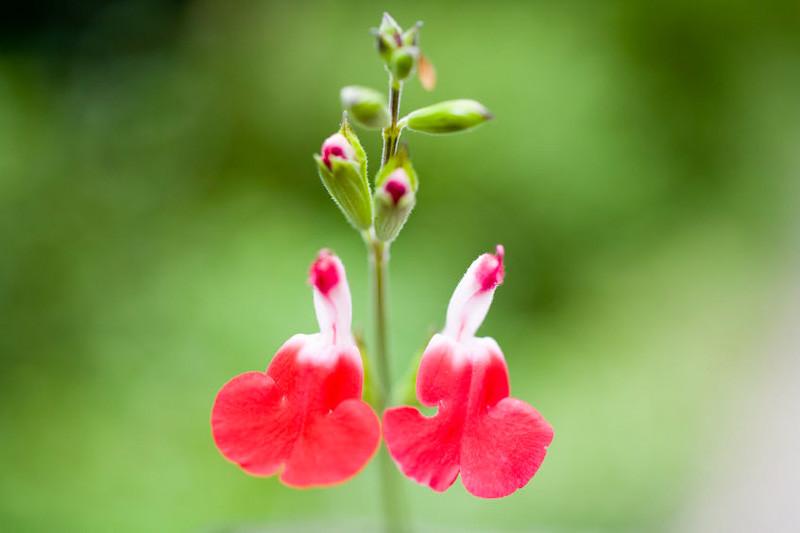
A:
[211,339,380,487]
[461,398,553,498]
[383,335,553,498]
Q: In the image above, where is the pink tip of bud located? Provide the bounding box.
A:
[309,249,340,295]
[475,245,505,292]
[321,133,355,170]
[382,169,410,205]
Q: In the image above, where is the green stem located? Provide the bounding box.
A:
[365,233,409,533]
[382,78,403,166]
[371,238,391,402]
[367,75,410,533]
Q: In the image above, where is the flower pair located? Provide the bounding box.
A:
[211,247,553,498]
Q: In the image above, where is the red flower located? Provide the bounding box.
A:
[383,246,554,498]
[211,250,380,487]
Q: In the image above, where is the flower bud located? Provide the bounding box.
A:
[375,13,403,62]
[340,86,391,129]
[374,145,418,243]
[314,117,373,230]
[375,169,415,243]
[390,46,419,81]
[402,99,493,134]
[374,13,422,81]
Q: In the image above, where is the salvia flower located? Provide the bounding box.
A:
[211,250,380,487]
[383,246,554,498]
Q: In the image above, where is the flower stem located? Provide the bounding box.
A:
[371,237,391,402]
[382,78,403,166]
[365,234,410,533]
[367,74,410,533]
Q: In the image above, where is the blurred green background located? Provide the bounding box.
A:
[2,1,799,531]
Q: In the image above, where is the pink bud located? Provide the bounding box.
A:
[321,133,356,170]
[382,168,411,205]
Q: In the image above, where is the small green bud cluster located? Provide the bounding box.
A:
[313,13,494,244]
[375,13,421,81]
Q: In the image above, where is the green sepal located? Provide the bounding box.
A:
[340,86,390,129]
[374,187,415,243]
[401,22,422,47]
[339,114,368,180]
[402,99,494,134]
[314,155,373,230]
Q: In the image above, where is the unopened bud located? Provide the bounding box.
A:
[321,133,355,169]
[313,117,373,230]
[340,86,390,129]
[375,13,403,62]
[390,46,419,81]
[402,99,493,134]
[375,13,422,81]
[374,145,418,242]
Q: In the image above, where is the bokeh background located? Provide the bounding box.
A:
[2,1,799,531]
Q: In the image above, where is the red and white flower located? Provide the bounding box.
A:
[211,250,380,487]
[383,245,553,498]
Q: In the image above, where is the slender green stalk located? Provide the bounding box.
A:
[371,238,391,402]
[368,74,410,533]
[382,78,403,166]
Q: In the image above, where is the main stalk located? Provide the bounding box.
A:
[367,75,410,533]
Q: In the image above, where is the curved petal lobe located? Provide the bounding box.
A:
[212,341,380,487]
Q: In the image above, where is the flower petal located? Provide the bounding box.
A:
[383,406,461,492]
[461,397,553,498]
[443,245,504,341]
[211,326,379,486]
